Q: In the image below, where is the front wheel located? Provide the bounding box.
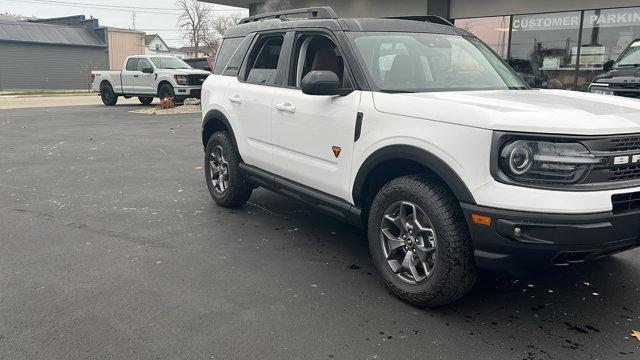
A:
[138,96,154,105]
[368,175,476,307]
[100,83,118,106]
[158,83,175,100]
[204,131,253,207]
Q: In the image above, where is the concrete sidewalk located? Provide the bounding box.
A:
[0,94,146,109]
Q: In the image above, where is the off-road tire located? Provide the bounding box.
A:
[204,131,253,207]
[100,83,118,106]
[138,96,154,105]
[368,175,476,307]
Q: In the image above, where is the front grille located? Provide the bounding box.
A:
[609,165,640,181]
[187,74,209,85]
[612,191,640,213]
[580,134,640,186]
[610,136,640,152]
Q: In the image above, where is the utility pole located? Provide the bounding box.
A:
[131,11,137,29]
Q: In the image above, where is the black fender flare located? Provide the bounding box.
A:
[201,109,241,158]
[352,145,476,207]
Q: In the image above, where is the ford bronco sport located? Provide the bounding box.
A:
[200,7,640,307]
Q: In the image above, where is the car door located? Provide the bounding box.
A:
[135,58,156,95]
[121,58,138,93]
[224,32,290,171]
[270,32,361,201]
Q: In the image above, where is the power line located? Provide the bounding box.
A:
[1,0,178,15]
[1,0,246,15]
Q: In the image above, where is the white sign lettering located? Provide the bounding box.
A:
[513,8,640,31]
[513,13,580,31]
[584,9,640,28]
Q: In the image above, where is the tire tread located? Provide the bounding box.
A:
[368,175,476,307]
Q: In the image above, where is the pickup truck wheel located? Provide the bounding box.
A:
[100,83,118,106]
[138,97,154,105]
[368,175,476,307]
[158,84,175,101]
[204,131,253,207]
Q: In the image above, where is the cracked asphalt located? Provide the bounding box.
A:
[1,103,640,359]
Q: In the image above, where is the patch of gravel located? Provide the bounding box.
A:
[130,104,201,115]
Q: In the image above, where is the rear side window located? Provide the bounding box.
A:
[125,58,139,71]
[213,37,243,75]
[223,34,255,77]
[245,35,285,86]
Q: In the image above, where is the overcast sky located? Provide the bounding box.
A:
[0,0,248,47]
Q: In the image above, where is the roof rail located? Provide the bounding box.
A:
[386,16,454,27]
[239,6,338,24]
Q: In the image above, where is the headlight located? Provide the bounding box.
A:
[498,139,604,185]
[175,75,189,85]
[589,84,614,95]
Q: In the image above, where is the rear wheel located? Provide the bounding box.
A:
[368,175,476,307]
[138,96,154,105]
[204,131,253,207]
[100,83,118,106]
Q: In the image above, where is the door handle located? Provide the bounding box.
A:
[228,95,242,104]
[275,103,296,113]
[133,75,139,78]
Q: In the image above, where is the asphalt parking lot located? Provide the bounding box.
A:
[1,103,640,359]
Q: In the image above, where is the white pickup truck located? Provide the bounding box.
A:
[92,55,210,106]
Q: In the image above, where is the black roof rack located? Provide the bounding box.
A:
[239,6,338,24]
[386,16,454,27]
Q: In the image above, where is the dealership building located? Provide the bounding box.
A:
[204,0,640,91]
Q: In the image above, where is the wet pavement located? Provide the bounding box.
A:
[1,104,639,359]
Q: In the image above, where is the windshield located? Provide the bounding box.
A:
[616,40,640,67]
[149,57,192,69]
[348,32,527,93]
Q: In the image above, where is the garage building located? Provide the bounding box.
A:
[0,20,108,91]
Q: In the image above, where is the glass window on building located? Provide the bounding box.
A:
[577,7,640,91]
[509,11,581,89]
[455,16,511,59]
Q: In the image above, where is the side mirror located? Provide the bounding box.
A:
[204,66,212,72]
[142,67,154,74]
[301,70,345,96]
[603,60,615,72]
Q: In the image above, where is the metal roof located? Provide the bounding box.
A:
[0,20,106,47]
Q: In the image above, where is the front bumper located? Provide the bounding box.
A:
[461,203,640,276]
[174,86,202,98]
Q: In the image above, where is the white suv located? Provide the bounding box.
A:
[200,7,640,307]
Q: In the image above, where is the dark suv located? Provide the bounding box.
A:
[589,38,640,98]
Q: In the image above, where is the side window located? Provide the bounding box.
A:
[245,34,285,86]
[137,58,152,72]
[125,58,139,71]
[290,34,347,88]
[223,34,255,77]
[213,37,243,75]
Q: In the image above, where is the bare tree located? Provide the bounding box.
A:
[176,0,212,57]
[203,14,242,57]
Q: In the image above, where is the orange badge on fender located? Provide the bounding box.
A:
[332,146,342,158]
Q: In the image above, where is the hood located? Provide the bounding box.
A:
[162,68,211,76]
[593,67,640,86]
[372,89,640,135]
